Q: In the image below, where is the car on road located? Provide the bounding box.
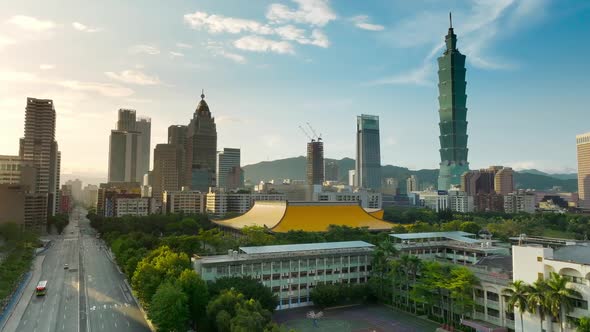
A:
[64,263,69,269]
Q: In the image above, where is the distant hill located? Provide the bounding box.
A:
[243,157,578,192]
[519,169,578,180]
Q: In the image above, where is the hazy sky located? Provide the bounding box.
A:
[1,0,589,184]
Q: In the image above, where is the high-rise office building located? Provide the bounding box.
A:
[437,14,470,190]
[306,140,324,185]
[152,144,180,203]
[406,175,419,193]
[186,91,217,192]
[217,148,241,190]
[136,116,151,180]
[65,179,83,202]
[325,161,339,182]
[108,109,150,183]
[494,167,514,195]
[577,132,590,210]
[168,125,188,187]
[20,97,60,217]
[355,114,381,190]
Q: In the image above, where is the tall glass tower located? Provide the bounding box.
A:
[355,114,381,190]
[437,13,469,190]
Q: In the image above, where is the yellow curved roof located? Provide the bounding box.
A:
[214,201,395,233]
[366,209,384,219]
[214,201,286,229]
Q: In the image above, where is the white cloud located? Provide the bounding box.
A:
[7,15,56,31]
[184,11,273,35]
[58,81,133,97]
[169,51,184,58]
[0,69,133,97]
[369,62,433,86]
[274,25,329,47]
[206,42,247,64]
[39,64,55,70]
[234,35,294,55]
[105,70,161,85]
[0,35,16,49]
[176,42,192,49]
[351,15,384,31]
[266,0,336,26]
[129,44,160,55]
[72,22,101,33]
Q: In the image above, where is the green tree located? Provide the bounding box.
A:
[230,299,272,332]
[207,289,245,330]
[148,282,189,332]
[448,266,478,323]
[131,246,190,306]
[503,280,530,332]
[459,221,481,234]
[208,276,278,311]
[241,226,275,246]
[545,272,582,332]
[577,316,590,332]
[176,269,209,329]
[309,284,339,309]
[371,240,397,301]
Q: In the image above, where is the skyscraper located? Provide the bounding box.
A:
[494,167,514,195]
[186,91,217,192]
[20,97,60,217]
[306,140,324,185]
[168,125,188,187]
[437,14,470,190]
[108,109,150,183]
[152,144,180,203]
[577,132,590,210]
[355,114,381,190]
[217,148,241,190]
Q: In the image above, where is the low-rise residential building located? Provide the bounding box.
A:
[192,241,374,310]
[448,188,474,213]
[163,188,205,214]
[504,191,535,213]
[513,244,590,331]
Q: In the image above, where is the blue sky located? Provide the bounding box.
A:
[1,0,589,183]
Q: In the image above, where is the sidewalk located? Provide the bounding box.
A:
[1,255,45,332]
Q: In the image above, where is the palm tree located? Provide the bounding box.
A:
[503,280,529,332]
[372,240,397,301]
[545,272,582,332]
[527,280,549,332]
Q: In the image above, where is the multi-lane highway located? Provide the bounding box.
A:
[7,206,150,332]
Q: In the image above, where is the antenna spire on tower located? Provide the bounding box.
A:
[201,89,205,100]
[449,12,453,29]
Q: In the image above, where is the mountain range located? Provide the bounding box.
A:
[243,157,578,192]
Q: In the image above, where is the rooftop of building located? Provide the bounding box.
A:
[509,235,590,247]
[195,241,374,264]
[390,231,478,243]
[552,245,590,265]
[475,255,513,272]
[213,200,395,233]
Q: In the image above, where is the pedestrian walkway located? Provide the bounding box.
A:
[1,255,45,332]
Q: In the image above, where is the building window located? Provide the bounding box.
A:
[488,308,500,318]
[537,273,544,280]
[537,256,543,262]
[487,291,499,302]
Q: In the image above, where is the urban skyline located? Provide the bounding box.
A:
[1,1,589,183]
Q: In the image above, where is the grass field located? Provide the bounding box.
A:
[273,304,440,332]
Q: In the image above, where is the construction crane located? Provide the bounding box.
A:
[306,122,322,141]
[298,125,314,141]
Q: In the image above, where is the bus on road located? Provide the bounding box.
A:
[36,280,47,296]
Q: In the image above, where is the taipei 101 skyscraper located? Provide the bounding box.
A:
[437,13,469,190]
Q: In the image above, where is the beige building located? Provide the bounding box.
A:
[577,132,590,210]
[504,190,535,213]
[494,167,514,195]
[163,189,205,214]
